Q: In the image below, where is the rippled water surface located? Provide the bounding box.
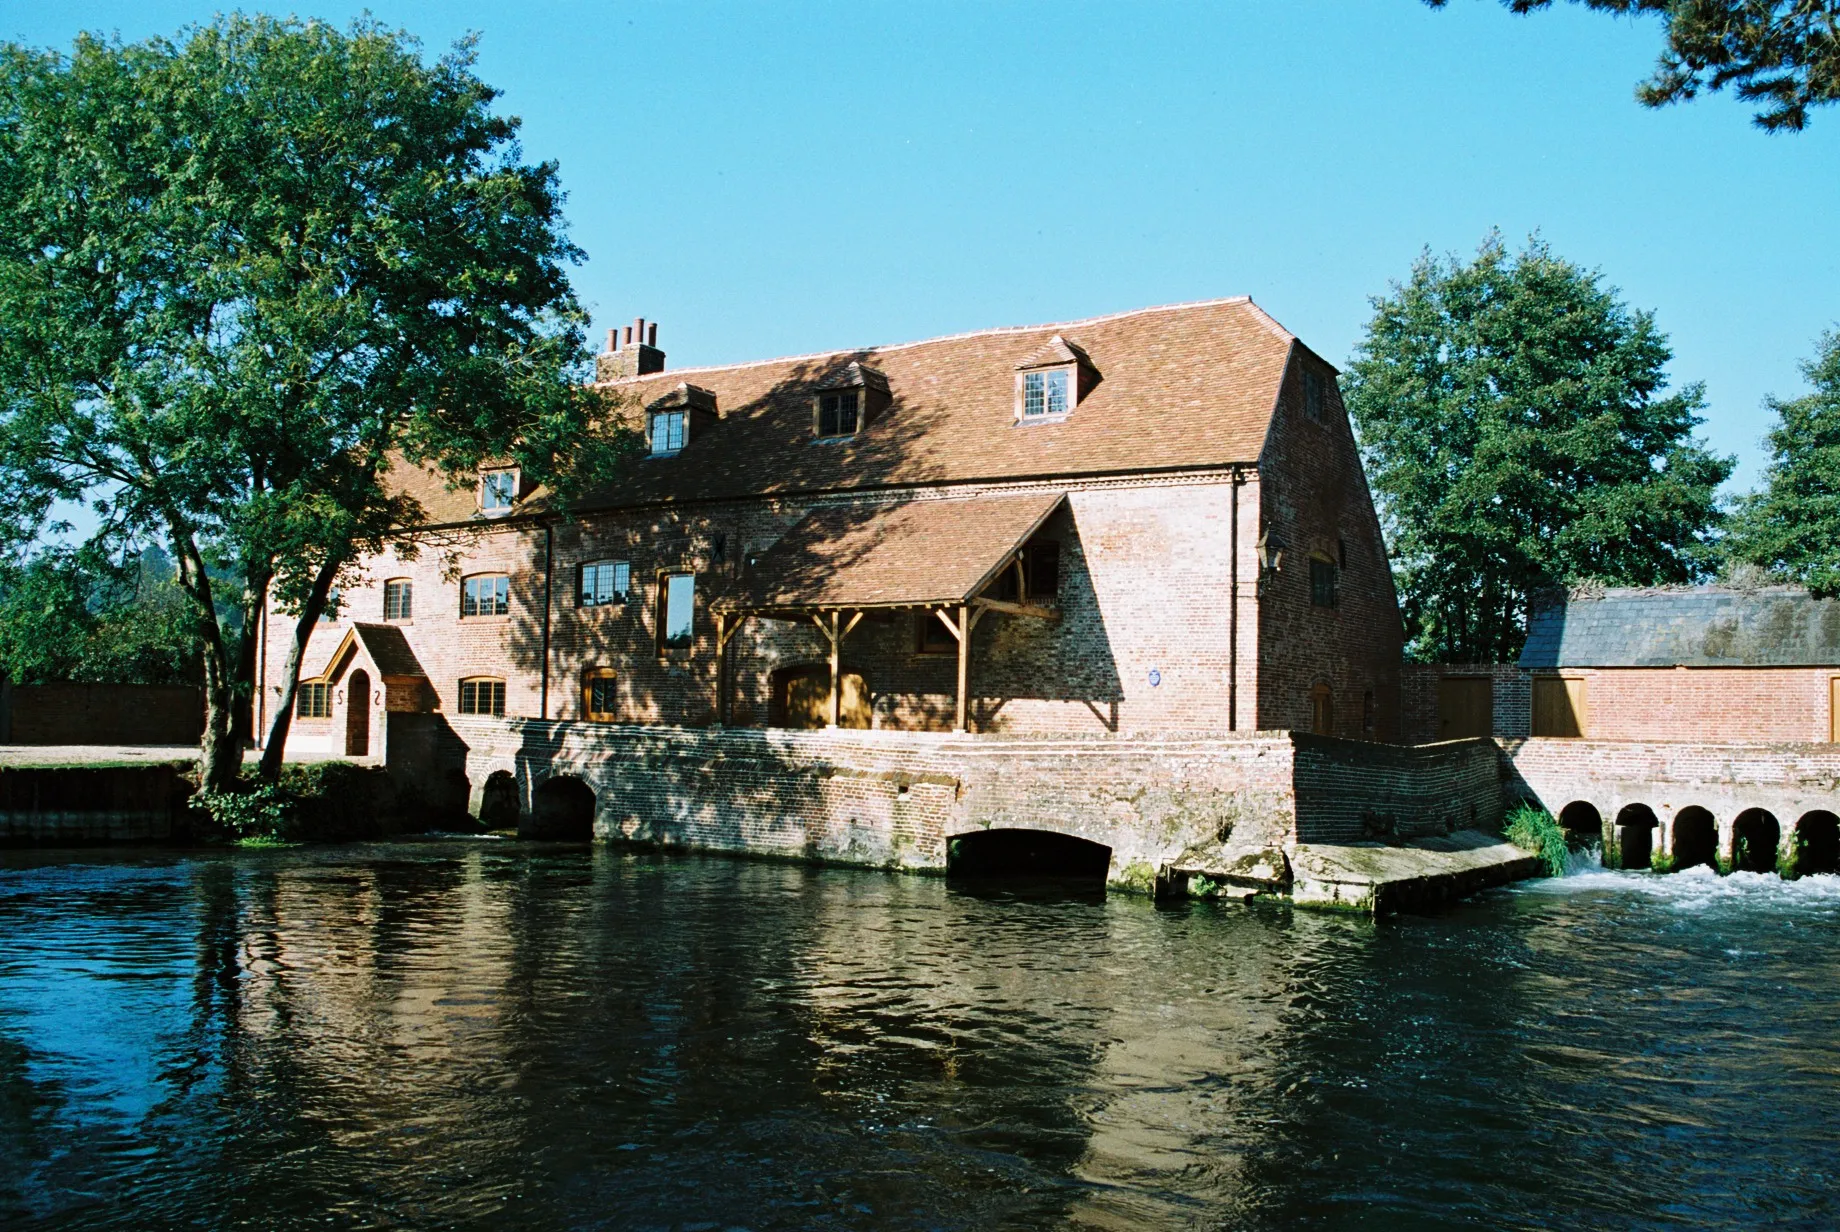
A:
[2,843,1838,1230]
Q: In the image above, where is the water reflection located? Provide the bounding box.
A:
[1,844,1837,1229]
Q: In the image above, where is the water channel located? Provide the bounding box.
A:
[2,841,1837,1230]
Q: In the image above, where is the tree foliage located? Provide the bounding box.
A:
[1342,234,1732,662]
[1427,0,1840,131]
[0,546,197,686]
[0,16,626,787]
[1722,331,1840,594]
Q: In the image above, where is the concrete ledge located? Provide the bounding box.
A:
[1289,829,1545,914]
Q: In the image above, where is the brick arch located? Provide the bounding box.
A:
[468,761,519,819]
[1670,806,1717,870]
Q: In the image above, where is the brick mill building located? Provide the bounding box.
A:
[257,298,1405,761]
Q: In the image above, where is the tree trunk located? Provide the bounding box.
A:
[256,554,345,783]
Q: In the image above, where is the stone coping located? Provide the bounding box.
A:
[1289,830,1545,915]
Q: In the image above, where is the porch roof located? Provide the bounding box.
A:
[712,492,1064,614]
[311,623,429,683]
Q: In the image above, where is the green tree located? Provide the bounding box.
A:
[0,17,626,789]
[0,545,197,686]
[1723,331,1840,593]
[1342,233,1732,662]
[1426,0,1840,131]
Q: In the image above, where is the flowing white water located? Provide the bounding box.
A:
[1518,844,1840,912]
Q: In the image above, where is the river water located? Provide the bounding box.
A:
[1,842,1837,1230]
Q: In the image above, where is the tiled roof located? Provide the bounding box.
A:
[712,493,1064,612]
[1520,585,1840,668]
[392,297,1295,525]
[315,623,429,681]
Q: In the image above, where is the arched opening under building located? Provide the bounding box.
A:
[345,669,371,757]
[946,828,1112,887]
[1795,810,1840,875]
[1615,803,1658,870]
[1558,801,1603,849]
[526,775,596,841]
[771,664,870,729]
[478,770,520,831]
[1671,807,1717,870]
[1732,808,1781,874]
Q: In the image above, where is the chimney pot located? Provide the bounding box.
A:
[624,325,633,346]
[648,322,658,347]
[606,328,619,353]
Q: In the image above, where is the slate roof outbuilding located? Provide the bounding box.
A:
[1519,586,1840,669]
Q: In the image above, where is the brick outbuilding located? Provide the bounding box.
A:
[257,298,1404,756]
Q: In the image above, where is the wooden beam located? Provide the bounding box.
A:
[714,611,728,727]
[933,605,962,642]
[971,596,1060,621]
[827,610,842,728]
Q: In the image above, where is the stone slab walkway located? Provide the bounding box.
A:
[1290,829,1546,914]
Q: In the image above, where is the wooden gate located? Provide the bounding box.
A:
[1531,676,1587,738]
[1437,676,1493,739]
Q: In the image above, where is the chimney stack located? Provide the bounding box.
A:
[597,316,666,382]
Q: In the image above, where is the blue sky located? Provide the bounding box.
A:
[6,1,1837,492]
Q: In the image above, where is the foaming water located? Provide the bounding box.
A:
[2,842,1838,1230]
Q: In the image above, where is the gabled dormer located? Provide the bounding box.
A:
[810,361,891,440]
[1013,334,1100,424]
[477,466,529,517]
[646,383,719,456]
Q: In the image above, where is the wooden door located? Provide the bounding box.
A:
[1532,676,1586,738]
[345,670,371,756]
[1437,676,1493,739]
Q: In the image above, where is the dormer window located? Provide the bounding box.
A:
[1013,334,1098,424]
[817,390,859,438]
[650,410,686,455]
[810,361,889,440]
[1022,369,1070,418]
[480,469,517,515]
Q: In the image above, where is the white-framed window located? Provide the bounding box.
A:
[458,678,506,717]
[816,390,860,438]
[650,410,687,455]
[658,572,695,652]
[383,579,413,621]
[461,574,510,617]
[480,470,518,514]
[579,560,630,608]
[1021,368,1071,419]
[318,588,341,622]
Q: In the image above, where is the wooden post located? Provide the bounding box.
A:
[714,611,728,726]
[827,610,842,728]
[955,602,971,732]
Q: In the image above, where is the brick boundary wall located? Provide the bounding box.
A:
[1501,737,1840,862]
[1400,664,1530,743]
[1291,734,1504,843]
[1,684,202,747]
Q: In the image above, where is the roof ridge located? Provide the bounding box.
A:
[596,296,1269,386]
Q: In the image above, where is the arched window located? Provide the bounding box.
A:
[458,677,506,717]
[1310,683,1334,736]
[582,669,617,722]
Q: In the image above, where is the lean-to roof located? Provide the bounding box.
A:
[1520,585,1840,669]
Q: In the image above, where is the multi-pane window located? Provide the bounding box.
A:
[583,669,618,721]
[817,390,860,437]
[461,574,510,617]
[296,682,332,718]
[1022,369,1071,418]
[650,410,687,455]
[383,579,413,621]
[658,573,695,651]
[481,470,517,514]
[458,678,506,717]
[1310,557,1339,609]
[319,588,341,621]
[579,560,631,608]
[1304,369,1326,422]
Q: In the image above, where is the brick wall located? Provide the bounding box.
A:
[1291,733,1503,843]
[262,469,1302,754]
[1,684,202,746]
[1535,666,1836,744]
[1400,663,1532,743]
[1257,349,1404,741]
[0,764,185,843]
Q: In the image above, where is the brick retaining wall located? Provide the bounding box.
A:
[1,683,202,747]
[1292,735,1504,843]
